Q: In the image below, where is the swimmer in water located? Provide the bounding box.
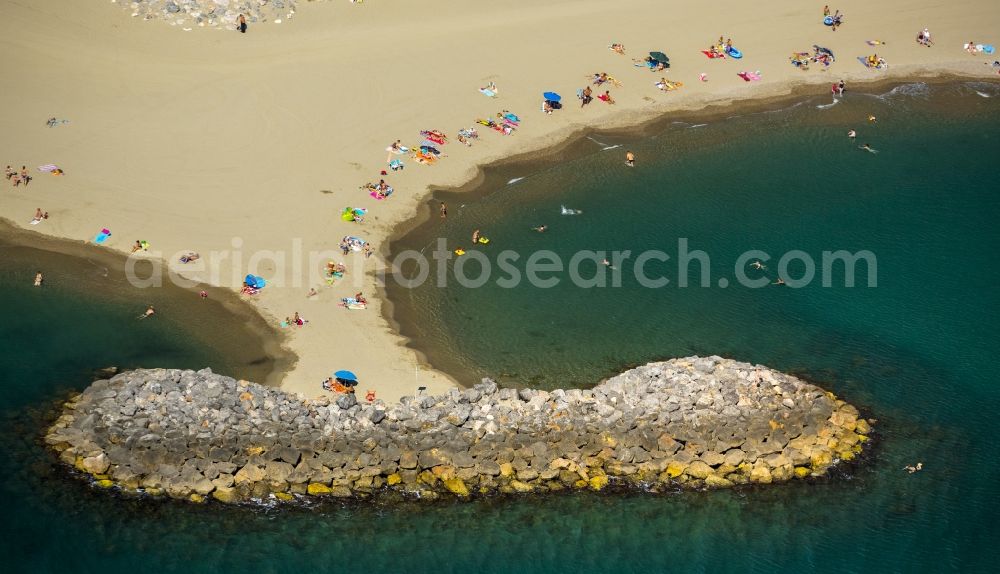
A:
[34,271,43,287]
[532,225,548,232]
[860,143,878,153]
[472,229,481,243]
[139,305,156,319]
[848,129,856,139]
[903,462,924,473]
[773,278,786,285]
[868,114,877,123]
[601,258,616,270]
[750,260,766,270]
[625,150,635,167]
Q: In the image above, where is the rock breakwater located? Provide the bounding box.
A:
[45,356,873,504]
[112,0,310,29]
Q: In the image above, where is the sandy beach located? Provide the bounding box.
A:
[1,0,997,402]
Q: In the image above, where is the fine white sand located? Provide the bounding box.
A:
[1,0,997,401]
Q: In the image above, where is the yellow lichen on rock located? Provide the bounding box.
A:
[704,474,734,488]
[212,486,237,503]
[794,466,810,478]
[274,492,294,501]
[307,482,332,495]
[810,449,833,469]
[431,465,456,481]
[749,464,773,484]
[510,480,533,493]
[589,475,609,491]
[386,473,402,486]
[665,460,687,478]
[443,477,470,497]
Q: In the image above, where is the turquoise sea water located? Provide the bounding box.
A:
[2,82,999,572]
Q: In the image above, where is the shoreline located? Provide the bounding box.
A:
[3,0,999,402]
[383,74,999,388]
[0,217,296,386]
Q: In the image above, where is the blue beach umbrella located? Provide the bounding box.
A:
[334,370,358,382]
[542,91,561,102]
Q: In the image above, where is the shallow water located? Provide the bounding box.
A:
[383,81,1000,571]
[2,82,999,573]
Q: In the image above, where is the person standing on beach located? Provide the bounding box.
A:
[4,166,13,180]
[625,151,635,167]
[237,14,247,34]
[20,166,30,186]
[440,202,447,219]
[34,271,43,287]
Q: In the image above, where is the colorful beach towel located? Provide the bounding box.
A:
[857,56,888,69]
[702,50,726,59]
[94,228,111,244]
[37,164,59,172]
[737,71,762,81]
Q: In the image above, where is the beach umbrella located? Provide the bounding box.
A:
[649,51,669,63]
[334,370,358,382]
[542,91,561,102]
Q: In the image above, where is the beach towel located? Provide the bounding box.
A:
[37,164,59,172]
[420,130,447,144]
[702,50,726,59]
[857,56,888,69]
[737,71,762,81]
[501,112,520,124]
[479,88,497,97]
[341,297,367,309]
[94,228,111,244]
[656,80,684,91]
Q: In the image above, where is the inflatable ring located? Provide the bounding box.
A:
[823,16,834,26]
[454,249,466,256]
